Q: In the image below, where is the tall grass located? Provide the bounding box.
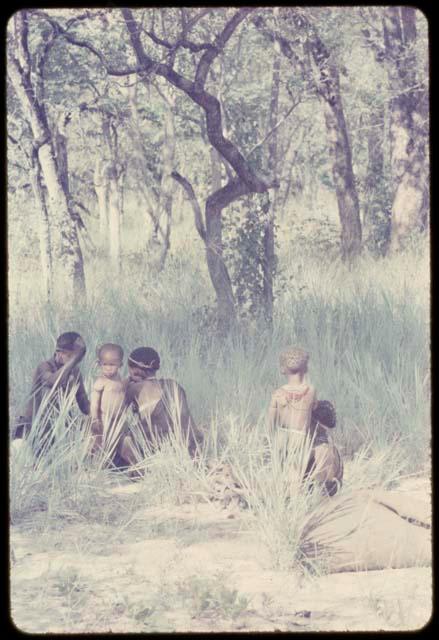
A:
[9,241,430,569]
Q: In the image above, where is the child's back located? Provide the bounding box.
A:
[269,347,315,433]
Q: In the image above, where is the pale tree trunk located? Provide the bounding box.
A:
[94,156,109,242]
[7,12,86,304]
[29,157,53,302]
[107,165,122,273]
[99,114,124,273]
[157,85,176,270]
[262,53,280,326]
[383,7,428,251]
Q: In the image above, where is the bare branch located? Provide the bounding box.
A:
[122,8,267,193]
[246,99,300,158]
[194,8,253,89]
[171,171,207,242]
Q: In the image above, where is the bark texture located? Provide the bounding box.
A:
[8,11,86,304]
[383,7,428,250]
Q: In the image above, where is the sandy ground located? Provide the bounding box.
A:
[10,476,431,633]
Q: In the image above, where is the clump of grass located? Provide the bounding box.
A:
[229,428,325,572]
[130,571,250,629]
[176,572,250,620]
[9,241,430,579]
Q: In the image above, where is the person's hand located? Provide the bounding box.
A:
[91,419,104,435]
[73,336,86,353]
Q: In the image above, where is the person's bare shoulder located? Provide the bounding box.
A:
[308,384,317,399]
[270,387,286,406]
[125,380,144,402]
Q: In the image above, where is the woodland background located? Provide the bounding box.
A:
[8,8,431,632]
[7,7,430,504]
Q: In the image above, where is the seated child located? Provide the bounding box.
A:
[90,343,128,457]
[13,332,89,456]
[306,400,343,496]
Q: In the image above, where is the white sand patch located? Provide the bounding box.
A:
[10,482,431,633]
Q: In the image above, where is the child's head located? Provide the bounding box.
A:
[311,400,337,429]
[97,343,124,379]
[55,332,86,366]
[279,346,309,376]
[128,347,160,382]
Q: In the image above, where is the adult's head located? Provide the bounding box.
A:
[97,343,124,379]
[128,347,160,382]
[55,332,86,366]
[279,346,309,376]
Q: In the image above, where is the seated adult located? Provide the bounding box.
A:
[117,347,202,467]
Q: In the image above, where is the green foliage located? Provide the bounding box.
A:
[224,192,275,319]
[177,573,250,620]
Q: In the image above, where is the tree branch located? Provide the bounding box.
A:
[171,171,207,241]
[194,8,253,89]
[122,8,267,193]
[246,99,300,158]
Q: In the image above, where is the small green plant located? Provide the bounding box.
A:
[50,566,91,611]
[176,573,250,620]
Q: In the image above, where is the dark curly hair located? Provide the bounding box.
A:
[128,347,160,371]
[56,332,82,352]
[311,400,337,429]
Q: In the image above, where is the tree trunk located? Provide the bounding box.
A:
[171,168,242,332]
[260,13,362,260]
[308,37,362,260]
[37,141,86,299]
[29,156,53,303]
[99,114,124,272]
[94,156,109,242]
[262,54,280,326]
[206,147,238,330]
[383,8,428,251]
[157,89,176,270]
[363,101,391,255]
[205,190,238,333]
[107,165,122,273]
[7,13,86,304]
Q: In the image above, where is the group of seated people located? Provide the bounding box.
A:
[13,332,343,494]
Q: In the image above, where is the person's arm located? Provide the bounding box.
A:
[177,384,203,457]
[267,392,279,433]
[310,385,318,409]
[76,373,90,415]
[125,381,142,415]
[39,340,87,389]
[90,377,105,432]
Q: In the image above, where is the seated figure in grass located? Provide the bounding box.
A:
[13,332,90,456]
[305,400,343,497]
[268,346,342,496]
[89,343,128,458]
[116,347,202,467]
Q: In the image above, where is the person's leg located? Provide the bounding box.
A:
[117,433,146,479]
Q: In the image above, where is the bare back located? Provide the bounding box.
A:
[269,383,316,433]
